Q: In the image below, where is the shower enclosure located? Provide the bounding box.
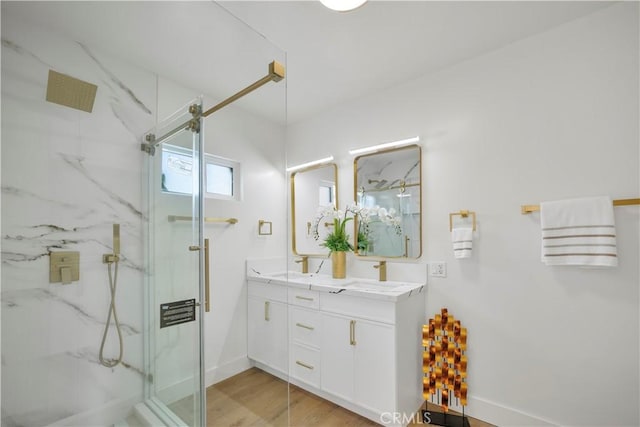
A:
[141,56,285,425]
[1,2,289,426]
[142,101,206,425]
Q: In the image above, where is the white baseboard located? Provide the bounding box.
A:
[44,394,142,427]
[467,396,558,427]
[206,356,252,387]
[250,360,289,382]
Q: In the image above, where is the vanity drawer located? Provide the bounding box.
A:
[290,306,320,348]
[248,280,287,303]
[290,343,320,388]
[320,293,395,324]
[288,288,320,309]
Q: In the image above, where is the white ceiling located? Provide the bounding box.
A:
[2,1,613,124]
[220,0,613,123]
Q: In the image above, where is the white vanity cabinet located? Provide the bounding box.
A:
[320,310,395,413]
[247,273,426,426]
[319,292,422,423]
[247,280,288,377]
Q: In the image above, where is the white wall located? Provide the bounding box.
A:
[286,4,639,426]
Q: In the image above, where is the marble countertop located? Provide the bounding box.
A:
[246,270,425,302]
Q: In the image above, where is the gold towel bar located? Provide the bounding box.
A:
[168,215,238,224]
[449,210,476,231]
[521,198,640,214]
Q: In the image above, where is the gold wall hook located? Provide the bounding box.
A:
[258,220,272,235]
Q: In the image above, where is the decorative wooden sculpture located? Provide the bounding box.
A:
[423,308,468,413]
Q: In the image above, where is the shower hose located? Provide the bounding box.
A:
[98,258,123,367]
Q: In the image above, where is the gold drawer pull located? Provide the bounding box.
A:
[349,320,356,346]
[296,360,314,370]
[295,322,315,331]
[295,295,314,301]
[204,239,210,312]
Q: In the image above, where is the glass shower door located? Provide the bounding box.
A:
[143,101,205,426]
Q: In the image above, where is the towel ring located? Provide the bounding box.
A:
[449,210,476,232]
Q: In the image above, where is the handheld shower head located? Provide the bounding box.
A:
[112,224,120,256]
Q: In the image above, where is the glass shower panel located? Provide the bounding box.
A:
[193,3,289,427]
[143,101,204,426]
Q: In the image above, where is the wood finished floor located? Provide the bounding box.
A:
[170,367,495,427]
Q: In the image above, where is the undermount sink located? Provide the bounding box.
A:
[309,276,354,287]
[264,271,309,280]
[264,271,354,286]
[345,281,408,291]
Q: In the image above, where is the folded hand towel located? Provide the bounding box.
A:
[540,196,617,267]
[451,227,473,259]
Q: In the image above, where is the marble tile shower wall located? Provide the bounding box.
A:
[1,18,156,427]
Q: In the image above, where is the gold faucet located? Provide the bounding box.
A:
[295,256,309,274]
[374,260,387,282]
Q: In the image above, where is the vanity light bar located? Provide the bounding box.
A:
[286,156,334,172]
[348,136,420,156]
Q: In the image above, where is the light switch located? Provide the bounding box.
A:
[50,251,80,284]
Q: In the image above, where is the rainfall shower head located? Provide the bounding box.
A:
[46,70,97,113]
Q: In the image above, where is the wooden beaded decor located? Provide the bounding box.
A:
[422,308,468,412]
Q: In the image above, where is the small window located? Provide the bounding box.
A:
[162,144,241,201]
[318,180,335,206]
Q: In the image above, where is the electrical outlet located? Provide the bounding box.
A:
[429,262,447,278]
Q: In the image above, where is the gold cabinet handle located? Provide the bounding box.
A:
[350,320,356,346]
[204,238,210,312]
[264,301,270,321]
[295,322,314,331]
[295,295,314,301]
[296,360,314,370]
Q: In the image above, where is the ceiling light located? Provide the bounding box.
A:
[348,136,420,156]
[320,0,367,12]
[286,156,334,172]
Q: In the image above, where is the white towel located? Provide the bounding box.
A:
[451,227,473,259]
[540,196,617,267]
